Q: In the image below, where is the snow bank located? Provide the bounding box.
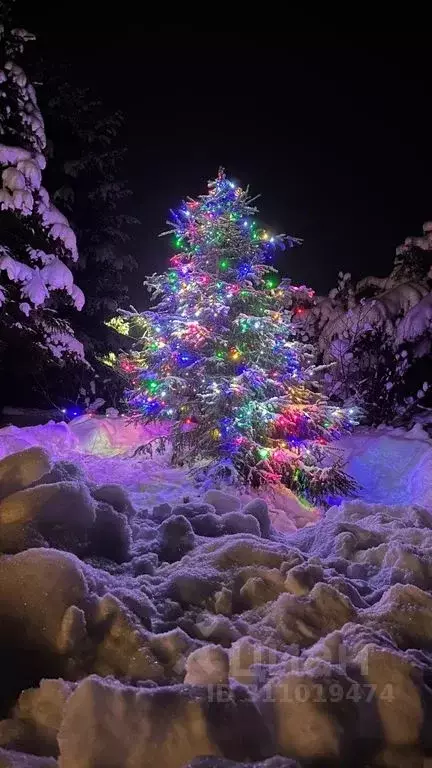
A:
[339,424,432,507]
[0,423,432,764]
[2,414,432,513]
[0,416,318,528]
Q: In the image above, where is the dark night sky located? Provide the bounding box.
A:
[11,6,432,304]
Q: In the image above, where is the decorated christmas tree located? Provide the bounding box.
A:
[115,169,357,501]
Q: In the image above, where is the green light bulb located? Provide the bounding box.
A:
[265,276,278,289]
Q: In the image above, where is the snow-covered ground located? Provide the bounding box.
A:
[1,417,432,767]
[0,416,321,530]
[2,415,432,523]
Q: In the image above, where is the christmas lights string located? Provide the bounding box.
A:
[107,169,357,501]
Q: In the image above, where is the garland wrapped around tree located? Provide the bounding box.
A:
[114,169,357,501]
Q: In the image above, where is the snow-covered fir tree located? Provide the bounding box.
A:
[0,20,85,395]
[300,222,432,424]
[114,170,357,502]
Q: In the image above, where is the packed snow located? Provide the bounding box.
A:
[0,416,432,766]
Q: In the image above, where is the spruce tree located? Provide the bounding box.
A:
[0,20,85,395]
[115,170,356,502]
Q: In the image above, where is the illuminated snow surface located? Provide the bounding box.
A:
[0,416,432,767]
[0,416,321,530]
